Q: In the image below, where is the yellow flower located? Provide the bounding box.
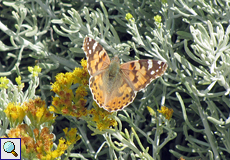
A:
[125,13,134,22]
[72,68,82,84]
[49,106,56,112]
[35,127,54,159]
[89,103,117,131]
[157,106,173,120]
[147,106,156,116]
[15,76,25,90]
[0,77,9,89]
[63,128,80,145]
[109,119,118,127]
[75,86,88,99]
[28,66,33,72]
[24,98,56,127]
[28,65,42,77]
[72,59,89,85]
[49,137,68,158]
[34,65,42,73]
[51,150,59,158]
[154,15,162,28]
[80,59,87,70]
[43,154,52,160]
[50,82,61,93]
[36,107,45,121]
[15,76,22,85]
[154,15,162,23]
[4,102,27,126]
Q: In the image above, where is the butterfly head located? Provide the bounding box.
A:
[111,55,120,62]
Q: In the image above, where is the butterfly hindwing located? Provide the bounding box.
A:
[90,72,137,112]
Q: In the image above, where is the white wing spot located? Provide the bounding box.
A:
[156,69,159,72]
[92,42,98,52]
[87,46,89,50]
[89,50,92,54]
[148,60,153,70]
[150,71,155,75]
[159,66,161,69]
[88,37,92,42]
[87,42,89,45]
[157,61,162,65]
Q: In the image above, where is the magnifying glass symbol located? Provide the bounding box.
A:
[3,141,18,157]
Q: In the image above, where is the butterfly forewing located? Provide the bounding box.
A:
[83,37,110,76]
[120,60,168,91]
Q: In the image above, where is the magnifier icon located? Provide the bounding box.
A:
[3,141,18,157]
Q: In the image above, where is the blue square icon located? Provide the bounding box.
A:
[0,138,21,160]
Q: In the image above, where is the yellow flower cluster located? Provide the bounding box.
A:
[154,15,162,23]
[15,76,25,90]
[2,124,79,160]
[89,102,117,131]
[154,15,162,28]
[2,124,37,159]
[72,59,89,86]
[36,127,80,160]
[28,65,42,77]
[0,76,9,89]
[23,97,56,128]
[4,98,55,128]
[4,102,27,126]
[50,59,89,118]
[3,98,80,159]
[63,127,81,146]
[157,106,174,120]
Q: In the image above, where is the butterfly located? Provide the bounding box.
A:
[83,37,168,112]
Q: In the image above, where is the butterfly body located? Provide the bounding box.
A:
[107,56,120,84]
[83,37,167,112]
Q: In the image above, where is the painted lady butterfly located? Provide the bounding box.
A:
[83,37,167,112]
